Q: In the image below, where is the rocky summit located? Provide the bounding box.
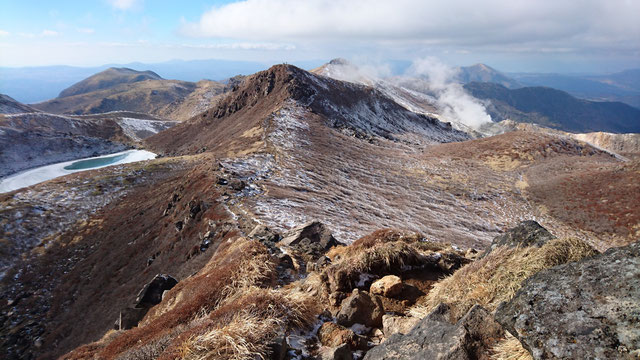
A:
[1,58,639,360]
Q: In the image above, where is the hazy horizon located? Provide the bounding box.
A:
[1,0,639,74]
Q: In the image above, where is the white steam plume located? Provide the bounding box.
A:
[408,57,491,129]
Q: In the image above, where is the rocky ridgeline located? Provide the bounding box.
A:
[69,219,638,360]
[272,221,637,360]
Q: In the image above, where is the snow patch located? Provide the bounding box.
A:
[118,118,177,141]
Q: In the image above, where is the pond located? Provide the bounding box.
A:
[0,150,156,193]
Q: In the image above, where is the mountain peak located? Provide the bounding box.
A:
[328,58,351,66]
[457,64,521,89]
[58,67,163,98]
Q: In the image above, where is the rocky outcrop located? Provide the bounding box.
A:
[336,289,384,328]
[114,274,177,330]
[495,241,640,359]
[482,220,555,257]
[280,221,340,248]
[279,221,343,259]
[135,274,177,308]
[364,303,503,360]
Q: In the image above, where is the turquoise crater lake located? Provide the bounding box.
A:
[63,153,129,170]
[0,150,157,193]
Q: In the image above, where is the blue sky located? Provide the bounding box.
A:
[1,0,639,72]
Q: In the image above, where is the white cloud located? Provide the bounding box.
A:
[180,42,295,51]
[408,57,491,129]
[41,30,59,37]
[77,28,95,34]
[0,30,9,37]
[182,0,640,53]
[107,0,141,10]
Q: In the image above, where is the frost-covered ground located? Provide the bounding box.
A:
[118,118,177,141]
[0,150,156,193]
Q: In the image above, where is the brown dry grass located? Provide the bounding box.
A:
[95,238,278,359]
[64,237,320,360]
[409,237,597,320]
[170,287,318,360]
[526,158,640,245]
[490,333,533,360]
[324,229,459,293]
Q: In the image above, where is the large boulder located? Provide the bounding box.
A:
[364,303,503,360]
[482,220,555,258]
[495,241,640,359]
[279,221,341,251]
[319,344,352,360]
[248,224,280,243]
[382,314,420,337]
[336,289,384,328]
[370,275,403,298]
[114,307,147,330]
[114,274,178,330]
[135,274,178,308]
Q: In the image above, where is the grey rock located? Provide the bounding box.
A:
[495,241,640,360]
[482,220,555,258]
[336,289,384,328]
[364,304,503,360]
[114,307,148,330]
[268,334,288,360]
[135,274,178,308]
[229,179,246,191]
[248,224,280,243]
[276,253,294,270]
[320,343,353,360]
[280,221,342,251]
[381,314,420,337]
[308,255,332,272]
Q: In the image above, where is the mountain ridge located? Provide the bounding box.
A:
[456,63,522,89]
[464,82,640,133]
[147,64,467,156]
[58,67,163,98]
[32,70,229,121]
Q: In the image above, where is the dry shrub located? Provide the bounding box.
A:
[351,229,426,249]
[114,330,181,360]
[490,333,533,360]
[327,229,448,261]
[167,287,318,360]
[323,230,461,293]
[409,237,597,320]
[62,330,123,359]
[325,241,423,292]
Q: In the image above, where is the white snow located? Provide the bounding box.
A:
[0,150,156,193]
[356,273,377,287]
[118,118,176,141]
[350,323,371,335]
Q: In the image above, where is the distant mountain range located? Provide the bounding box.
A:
[0,59,279,104]
[464,82,640,133]
[32,68,233,121]
[455,64,522,89]
[509,70,640,108]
